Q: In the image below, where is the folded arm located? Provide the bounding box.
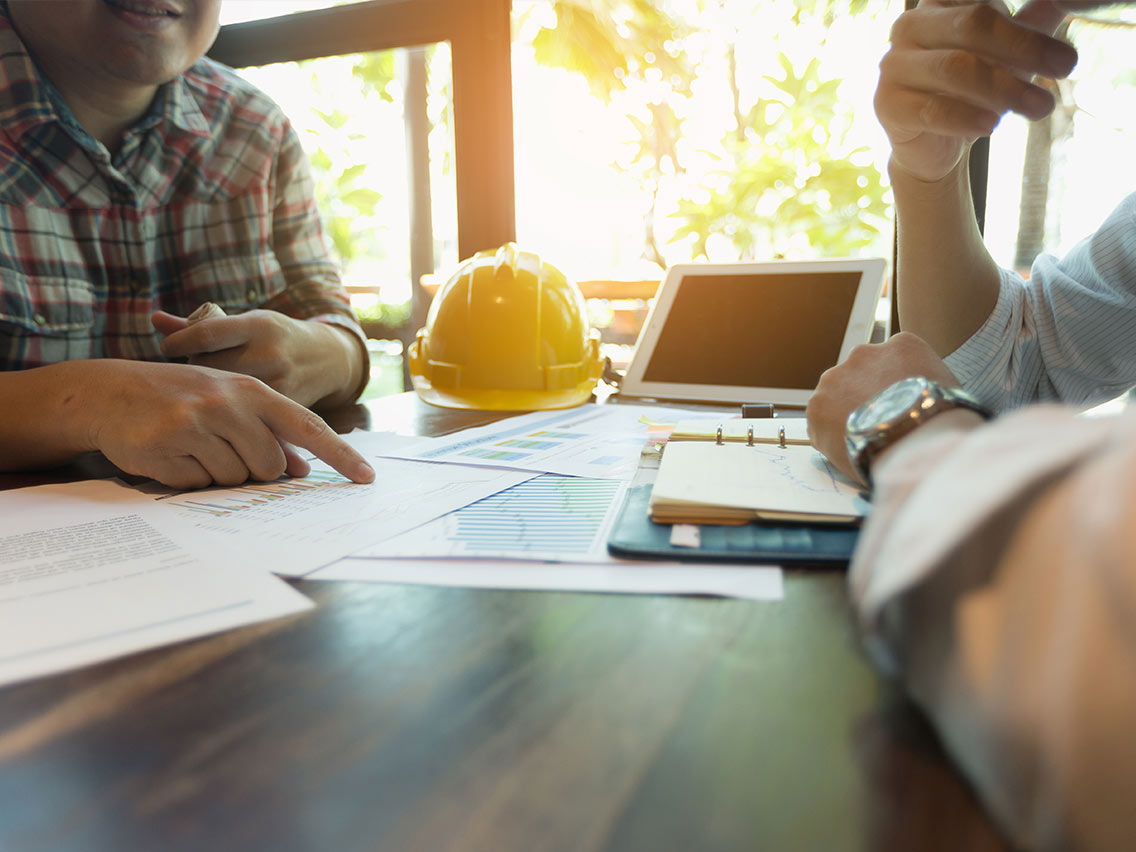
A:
[854,406,1136,851]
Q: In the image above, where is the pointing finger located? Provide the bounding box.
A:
[263,399,374,484]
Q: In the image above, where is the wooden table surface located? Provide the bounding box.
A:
[0,393,1008,852]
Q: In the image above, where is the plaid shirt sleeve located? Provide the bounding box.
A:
[261,119,370,401]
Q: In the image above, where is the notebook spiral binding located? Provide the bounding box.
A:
[714,423,786,448]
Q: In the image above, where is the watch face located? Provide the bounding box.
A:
[848,376,928,434]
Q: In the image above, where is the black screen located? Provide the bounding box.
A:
[640,271,862,389]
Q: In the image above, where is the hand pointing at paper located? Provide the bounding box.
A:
[0,359,375,490]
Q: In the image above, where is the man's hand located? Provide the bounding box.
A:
[72,360,374,490]
[806,333,961,480]
[152,310,363,409]
[875,0,1078,184]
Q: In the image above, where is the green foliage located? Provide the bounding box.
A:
[529,0,890,266]
[1113,67,1136,88]
[352,52,397,102]
[530,0,700,266]
[299,52,398,265]
[354,299,411,328]
[274,0,892,320]
[532,0,695,104]
[672,54,888,259]
[791,0,874,26]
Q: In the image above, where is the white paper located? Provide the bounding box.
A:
[355,473,628,563]
[0,480,312,688]
[143,431,534,577]
[669,524,701,548]
[308,557,784,602]
[380,404,709,480]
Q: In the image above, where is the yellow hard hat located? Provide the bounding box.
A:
[408,243,604,410]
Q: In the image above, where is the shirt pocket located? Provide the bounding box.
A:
[0,267,96,364]
[166,191,288,316]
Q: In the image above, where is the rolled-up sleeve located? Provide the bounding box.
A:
[852,407,1136,851]
[944,192,1136,412]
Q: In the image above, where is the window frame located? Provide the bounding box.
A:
[208,0,516,262]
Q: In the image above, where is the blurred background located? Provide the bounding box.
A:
[217,0,1136,399]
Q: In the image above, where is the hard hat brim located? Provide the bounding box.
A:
[411,377,595,411]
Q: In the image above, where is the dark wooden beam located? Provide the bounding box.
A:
[209,0,451,67]
[449,0,516,259]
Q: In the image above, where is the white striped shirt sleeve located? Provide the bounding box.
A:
[944,191,1136,412]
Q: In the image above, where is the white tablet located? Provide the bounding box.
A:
[619,258,887,407]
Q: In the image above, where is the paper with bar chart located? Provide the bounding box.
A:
[380,404,707,480]
[147,441,533,577]
[353,473,627,563]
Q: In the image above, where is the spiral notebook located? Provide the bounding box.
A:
[606,436,861,565]
[648,420,868,525]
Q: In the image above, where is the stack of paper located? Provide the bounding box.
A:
[0,405,788,689]
[0,480,311,689]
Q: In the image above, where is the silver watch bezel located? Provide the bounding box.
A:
[845,377,989,486]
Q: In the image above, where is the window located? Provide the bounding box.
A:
[983,4,1136,275]
[210,0,513,397]
[213,1,899,386]
[512,1,899,362]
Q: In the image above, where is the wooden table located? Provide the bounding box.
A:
[0,393,1008,852]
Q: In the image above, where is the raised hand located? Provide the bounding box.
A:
[874,0,1078,183]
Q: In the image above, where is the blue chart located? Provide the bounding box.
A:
[371,474,624,560]
[159,471,348,517]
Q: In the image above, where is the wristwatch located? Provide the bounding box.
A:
[845,376,991,486]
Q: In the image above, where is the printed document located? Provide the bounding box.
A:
[144,431,533,577]
[0,480,311,688]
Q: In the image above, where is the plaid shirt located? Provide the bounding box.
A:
[0,6,363,372]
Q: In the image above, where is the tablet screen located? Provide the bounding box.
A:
[640,271,862,389]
